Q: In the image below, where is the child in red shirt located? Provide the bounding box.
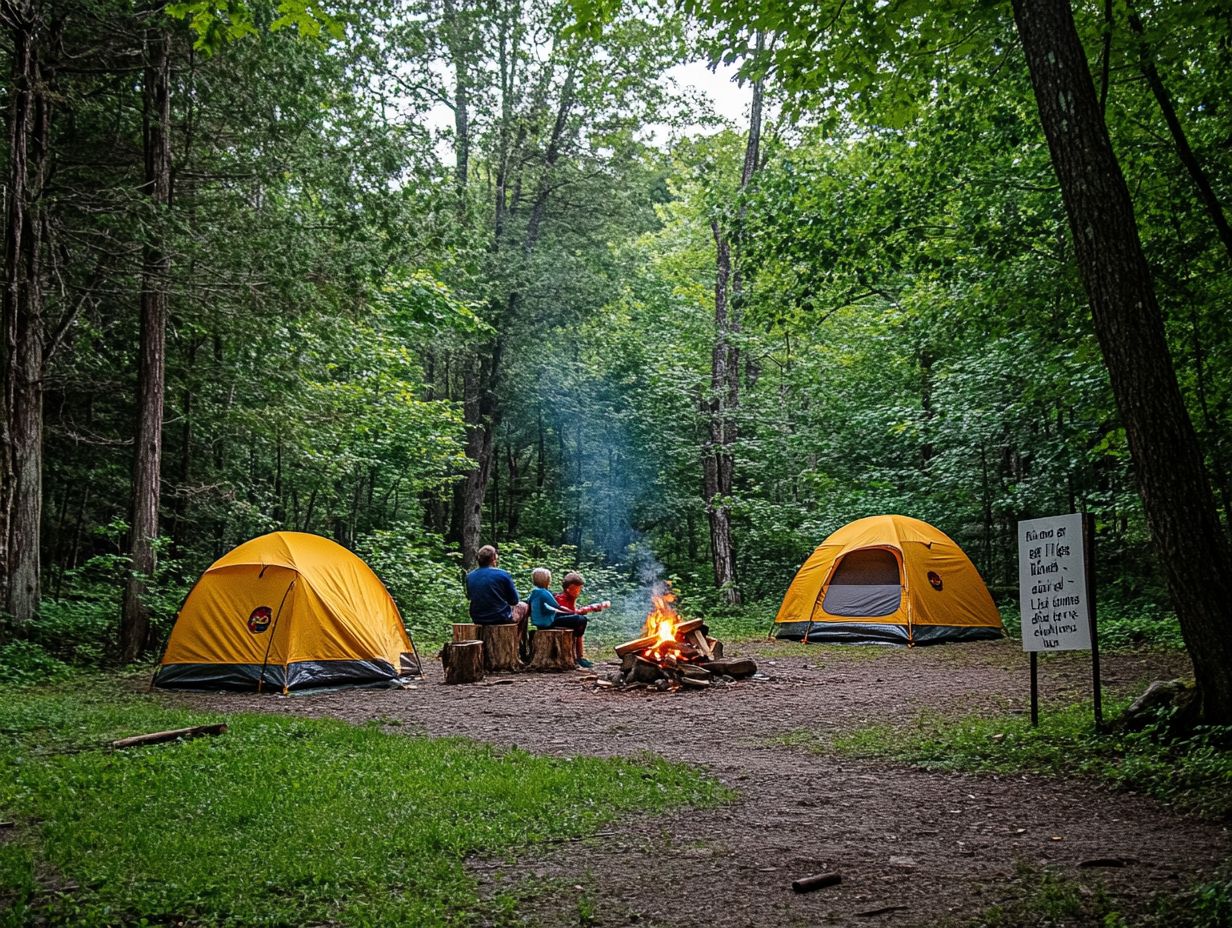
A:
[555,572,610,666]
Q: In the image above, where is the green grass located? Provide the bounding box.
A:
[966,861,1232,928]
[827,700,1232,819]
[0,684,728,927]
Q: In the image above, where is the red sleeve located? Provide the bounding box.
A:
[555,591,571,609]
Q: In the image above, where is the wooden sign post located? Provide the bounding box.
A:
[1017,512,1102,730]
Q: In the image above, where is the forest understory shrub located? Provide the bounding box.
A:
[833,700,1232,820]
[998,598,1184,651]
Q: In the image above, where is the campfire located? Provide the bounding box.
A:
[605,583,757,691]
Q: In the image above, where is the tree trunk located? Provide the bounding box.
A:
[120,18,172,662]
[477,622,521,672]
[442,0,469,210]
[705,219,738,600]
[703,50,763,606]
[1012,0,1232,724]
[457,357,496,567]
[3,8,49,628]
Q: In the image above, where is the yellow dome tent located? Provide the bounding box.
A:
[155,531,420,692]
[774,515,1004,645]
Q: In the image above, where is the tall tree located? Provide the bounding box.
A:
[703,37,764,604]
[119,7,173,661]
[1,0,51,629]
[1010,0,1232,722]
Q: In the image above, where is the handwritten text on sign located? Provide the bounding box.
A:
[1018,514,1090,652]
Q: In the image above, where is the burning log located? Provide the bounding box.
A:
[689,629,714,660]
[603,582,756,692]
[615,635,659,658]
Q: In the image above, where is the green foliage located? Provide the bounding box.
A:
[0,641,73,686]
[167,0,347,53]
[832,701,1232,820]
[21,0,1232,683]
[974,861,1232,928]
[1096,605,1186,651]
[353,524,468,648]
[999,601,1185,652]
[0,687,728,927]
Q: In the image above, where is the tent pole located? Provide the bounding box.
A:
[258,577,297,694]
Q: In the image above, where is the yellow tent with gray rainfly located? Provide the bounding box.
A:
[774,515,1004,645]
[155,531,420,692]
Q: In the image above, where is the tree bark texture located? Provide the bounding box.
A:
[442,0,469,210]
[703,55,763,606]
[120,18,172,662]
[528,628,575,672]
[705,220,738,601]
[2,4,49,627]
[477,622,521,672]
[440,639,484,684]
[1012,0,1232,723]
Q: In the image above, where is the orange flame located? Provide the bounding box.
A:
[643,583,683,661]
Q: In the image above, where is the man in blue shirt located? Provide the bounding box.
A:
[465,545,522,626]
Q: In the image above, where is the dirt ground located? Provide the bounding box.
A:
[166,640,1228,927]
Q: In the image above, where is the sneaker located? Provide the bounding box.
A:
[577,658,594,669]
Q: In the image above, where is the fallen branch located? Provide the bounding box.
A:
[110,723,227,750]
[791,872,842,893]
[856,904,908,917]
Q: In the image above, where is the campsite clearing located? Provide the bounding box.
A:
[162,639,1227,927]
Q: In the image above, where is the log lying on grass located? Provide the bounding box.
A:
[440,640,485,684]
[111,723,227,750]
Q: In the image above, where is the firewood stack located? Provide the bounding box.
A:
[608,619,757,691]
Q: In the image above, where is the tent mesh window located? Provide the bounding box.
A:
[821,548,902,617]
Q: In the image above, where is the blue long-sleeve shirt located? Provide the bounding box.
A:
[465,567,519,624]
[528,586,575,628]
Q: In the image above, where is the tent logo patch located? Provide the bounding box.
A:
[247,606,273,633]
[927,571,943,591]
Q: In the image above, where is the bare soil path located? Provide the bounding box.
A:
[164,640,1227,927]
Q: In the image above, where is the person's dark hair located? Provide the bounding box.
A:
[562,571,584,588]
[476,545,497,567]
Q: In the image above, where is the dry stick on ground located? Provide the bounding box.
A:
[110,723,227,750]
[791,872,842,893]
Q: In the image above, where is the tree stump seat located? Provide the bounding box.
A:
[528,627,576,672]
[440,640,485,684]
[478,622,522,673]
